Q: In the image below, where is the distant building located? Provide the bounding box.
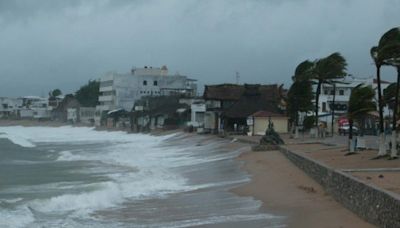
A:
[0,97,22,118]
[131,96,190,131]
[20,96,51,120]
[53,95,81,122]
[203,84,287,134]
[96,65,197,115]
[312,76,391,132]
[79,107,96,125]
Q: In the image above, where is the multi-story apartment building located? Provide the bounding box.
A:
[0,97,22,118]
[315,76,390,115]
[96,65,197,116]
[306,76,391,133]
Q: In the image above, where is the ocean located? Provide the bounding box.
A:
[0,126,284,227]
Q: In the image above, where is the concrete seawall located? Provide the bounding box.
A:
[279,146,400,228]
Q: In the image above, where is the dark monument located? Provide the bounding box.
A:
[252,117,284,151]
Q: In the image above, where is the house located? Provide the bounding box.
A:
[248,111,289,135]
[202,84,244,133]
[312,76,391,133]
[203,83,286,134]
[96,65,197,126]
[79,107,96,125]
[222,84,285,133]
[131,96,190,132]
[0,97,22,118]
[19,96,51,120]
[53,95,81,122]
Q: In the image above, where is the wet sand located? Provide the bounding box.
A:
[232,150,376,228]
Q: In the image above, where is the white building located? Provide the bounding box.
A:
[315,76,390,116]
[22,96,52,120]
[188,99,206,128]
[96,65,197,116]
[310,76,391,132]
[0,97,22,118]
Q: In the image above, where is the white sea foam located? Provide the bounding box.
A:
[0,126,264,227]
[0,206,35,228]
[0,126,171,146]
[0,126,189,217]
[0,132,35,147]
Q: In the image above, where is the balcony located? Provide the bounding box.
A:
[99,95,114,102]
[99,86,114,92]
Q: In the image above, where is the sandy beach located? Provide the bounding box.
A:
[232,150,375,228]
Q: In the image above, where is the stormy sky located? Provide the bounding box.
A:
[0,0,399,97]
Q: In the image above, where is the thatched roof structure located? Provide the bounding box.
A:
[222,84,284,118]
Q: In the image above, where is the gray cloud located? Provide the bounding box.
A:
[0,0,399,96]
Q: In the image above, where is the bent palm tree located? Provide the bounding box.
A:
[312,53,347,136]
[347,84,376,153]
[372,27,400,158]
[289,60,314,138]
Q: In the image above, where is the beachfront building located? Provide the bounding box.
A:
[79,107,96,125]
[131,96,190,131]
[0,97,22,118]
[248,111,289,135]
[312,76,391,133]
[53,95,81,122]
[188,99,206,129]
[95,65,197,126]
[19,96,52,120]
[203,84,287,134]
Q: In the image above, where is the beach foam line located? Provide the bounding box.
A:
[0,133,36,148]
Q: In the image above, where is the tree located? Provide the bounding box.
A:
[75,80,100,107]
[347,84,376,153]
[380,28,400,159]
[289,60,314,138]
[383,83,397,111]
[49,89,62,98]
[311,53,348,134]
[371,27,400,158]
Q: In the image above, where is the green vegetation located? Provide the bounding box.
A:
[75,80,100,107]
[347,84,376,152]
[310,53,348,128]
[49,89,62,98]
[371,27,400,158]
[287,61,314,135]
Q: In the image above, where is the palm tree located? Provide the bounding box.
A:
[380,28,400,159]
[370,47,386,157]
[311,53,347,136]
[289,60,314,138]
[372,27,400,158]
[347,84,376,153]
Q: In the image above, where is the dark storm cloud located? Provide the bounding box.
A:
[0,0,399,96]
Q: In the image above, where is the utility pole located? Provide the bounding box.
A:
[236,72,240,85]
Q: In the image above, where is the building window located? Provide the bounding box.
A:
[339,90,344,95]
[153,80,158,86]
[330,90,334,95]
[324,90,328,95]
[143,80,147,86]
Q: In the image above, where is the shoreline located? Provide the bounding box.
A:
[231,149,375,228]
